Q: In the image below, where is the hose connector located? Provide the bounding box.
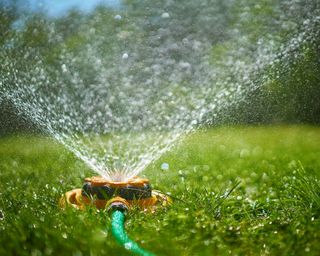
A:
[106,196,130,213]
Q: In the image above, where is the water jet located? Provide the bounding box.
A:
[1,1,320,255]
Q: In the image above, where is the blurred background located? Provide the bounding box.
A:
[1,0,320,136]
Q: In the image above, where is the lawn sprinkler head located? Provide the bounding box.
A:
[83,176,152,201]
[60,176,171,211]
[59,176,171,256]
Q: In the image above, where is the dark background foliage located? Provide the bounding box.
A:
[1,0,320,136]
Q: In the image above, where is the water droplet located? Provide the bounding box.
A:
[240,149,250,158]
[161,162,169,171]
[114,14,122,20]
[191,119,198,125]
[203,165,210,171]
[217,175,223,180]
[61,64,67,73]
[124,242,132,250]
[161,12,170,19]
[204,240,210,246]
[202,176,209,182]
[0,210,4,221]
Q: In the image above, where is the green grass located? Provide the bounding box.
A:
[0,126,320,256]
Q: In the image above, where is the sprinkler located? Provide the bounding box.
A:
[60,176,171,256]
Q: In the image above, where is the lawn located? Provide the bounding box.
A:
[0,126,319,256]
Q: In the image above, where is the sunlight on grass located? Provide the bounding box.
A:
[0,126,319,255]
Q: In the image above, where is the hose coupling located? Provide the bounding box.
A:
[106,196,130,214]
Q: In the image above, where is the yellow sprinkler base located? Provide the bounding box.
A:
[59,176,172,210]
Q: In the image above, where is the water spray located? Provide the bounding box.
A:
[60,176,171,255]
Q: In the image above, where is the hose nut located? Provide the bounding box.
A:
[106,196,130,213]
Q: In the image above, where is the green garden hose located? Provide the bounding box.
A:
[111,210,155,256]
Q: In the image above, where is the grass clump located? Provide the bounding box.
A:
[0,126,320,255]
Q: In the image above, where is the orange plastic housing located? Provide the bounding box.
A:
[85,176,150,188]
[59,176,171,210]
